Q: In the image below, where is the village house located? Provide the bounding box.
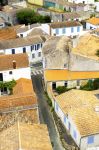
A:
[65,2,89,12]
[0,77,39,126]
[71,32,99,71]
[44,69,99,90]
[67,0,94,5]
[0,77,52,150]
[63,12,81,21]
[41,21,83,37]
[86,17,99,30]
[52,89,99,150]
[0,53,31,82]
[42,36,72,69]
[0,35,46,63]
[16,24,41,38]
[0,5,23,25]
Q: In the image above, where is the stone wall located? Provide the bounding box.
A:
[70,54,99,71]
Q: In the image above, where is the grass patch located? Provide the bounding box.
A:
[45,91,52,107]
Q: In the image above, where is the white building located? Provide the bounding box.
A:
[0,36,45,64]
[86,17,99,30]
[53,89,99,150]
[95,2,99,12]
[67,0,94,4]
[41,21,83,37]
[16,24,41,38]
[44,69,99,90]
[0,53,31,82]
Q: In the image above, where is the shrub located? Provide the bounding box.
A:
[96,50,99,57]
[80,79,99,91]
[0,80,16,94]
[56,86,68,94]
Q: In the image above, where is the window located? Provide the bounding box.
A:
[73,130,77,139]
[56,103,58,112]
[52,82,56,90]
[77,26,80,32]
[68,122,71,131]
[62,28,66,34]
[77,80,80,86]
[20,34,23,37]
[71,27,74,33]
[23,47,26,53]
[32,53,35,58]
[64,115,66,123]
[64,63,67,68]
[31,45,34,51]
[37,44,40,50]
[9,71,12,74]
[87,136,94,144]
[38,52,41,57]
[34,45,37,50]
[41,43,43,48]
[12,49,15,54]
[55,28,59,35]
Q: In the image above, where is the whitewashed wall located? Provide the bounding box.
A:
[1,67,31,82]
[80,134,99,150]
[54,100,81,147]
[51,26,83,37]
[1,44,43,63]
[41,24,50,35]
[86,23,98,30]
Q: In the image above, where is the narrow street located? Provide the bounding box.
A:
[31,74,64,150]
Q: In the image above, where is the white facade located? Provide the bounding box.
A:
[86,23,99,30]
[0,22,5,29]
[0,43,43,64]
[67,0,94,4]
[95,2,99,12]
[41,23,83,37]
[54,100,99,150]
[0,67,31,82]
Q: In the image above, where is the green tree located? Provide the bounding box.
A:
[17,8,51,25]
[96,50,99,57]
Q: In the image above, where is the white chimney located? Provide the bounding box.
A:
[28,23,31,30]
[95,106,99,112]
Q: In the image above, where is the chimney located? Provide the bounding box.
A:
[95,106,99,112]
[13,60,16,69]
[28,23,31,30]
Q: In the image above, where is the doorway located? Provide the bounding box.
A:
[0,73,3,81]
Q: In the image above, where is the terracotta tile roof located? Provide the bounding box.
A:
[0,94,37,111]
[0,122,53,150]
[0,78,37,111]
[55,89,99,136]
[63,12,80,20]
[0,53,29,71]
[13,78,35,95]
[55,89,99,114]
[44,69,99,82]
[50,21,82,29]
[72,33,99,60]
[0,35,44,50]
[87,17,99,25]
[0,27,17,40]
[69,107,99,136]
